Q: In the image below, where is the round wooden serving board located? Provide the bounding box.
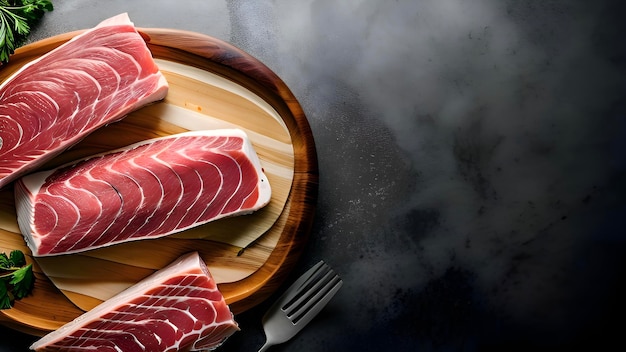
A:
[0,28,318,336]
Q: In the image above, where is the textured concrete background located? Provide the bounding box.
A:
[2,0,626,350]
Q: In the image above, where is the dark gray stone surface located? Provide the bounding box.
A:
[2,0,625,350]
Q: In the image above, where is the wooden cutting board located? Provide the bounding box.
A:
[0,28,318,336]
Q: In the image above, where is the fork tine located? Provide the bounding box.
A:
[258,260,343,352]
[282,263,333,314]
[288,273,342,325]
[278,261,326,304]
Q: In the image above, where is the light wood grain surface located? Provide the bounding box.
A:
[0,28,318,336]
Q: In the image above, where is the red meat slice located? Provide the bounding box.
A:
[29,251,240,351]
[0,13,168,189]
[15,129,272,256]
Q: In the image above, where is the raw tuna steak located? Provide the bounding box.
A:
[0,13,168,189]
[15,129,271,256]
[30,251,239,351]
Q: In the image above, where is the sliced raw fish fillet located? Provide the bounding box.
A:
[30,251,239,351]
[0,13,168,189]
[15,129,271,256]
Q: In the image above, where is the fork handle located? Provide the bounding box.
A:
[258,342,272,352]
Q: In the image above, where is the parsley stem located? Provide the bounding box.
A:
[1,266,25,278]
[1,266,21,271]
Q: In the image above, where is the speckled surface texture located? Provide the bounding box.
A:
[2,0,625,350]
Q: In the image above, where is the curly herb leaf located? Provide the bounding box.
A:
[0,0,53,64]
[0,281,11,309]
[10,264,33,299]
[9,249,25,267]
[0,252,9,269]
[0,250,35,309]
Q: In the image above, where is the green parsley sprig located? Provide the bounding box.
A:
[0,249,34,309]
[0,0,53,64]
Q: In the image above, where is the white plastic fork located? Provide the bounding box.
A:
[258,260,343,351]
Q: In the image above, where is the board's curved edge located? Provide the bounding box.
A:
[138,28,285,99]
